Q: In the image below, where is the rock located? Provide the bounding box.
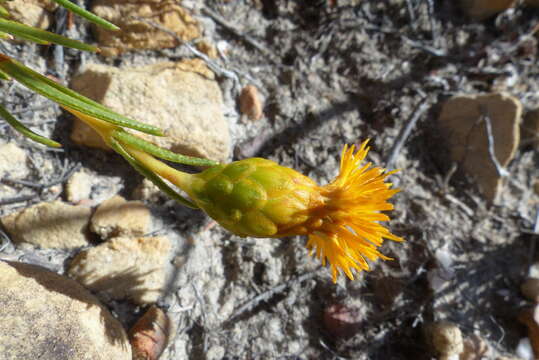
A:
[196,39,218,59]
[3,0,57,30]
[129,306,171,360]
[426,321,464,358]
[519,306,539,358]
[522,278,539,303]
[132,178,163,202]
[459,0,515,20]
[68,236,171,305]
[460,335,490,360]
[239,84,264,121]
[70,60,230,163]
[0,260,131,360]
[323,303,360,338]
[522,108,539,149]
[0,142,28,179]
[91,195,151,240]
[438,93,521,203]
[65,169,93,204]
[1,201,91,249]
[516,337,534,360]
[91,0,200,56]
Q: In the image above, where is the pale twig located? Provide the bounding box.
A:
[385,99,430,169]
[227,270,318,322]
[1,162,80,189]
[481,111,509,178]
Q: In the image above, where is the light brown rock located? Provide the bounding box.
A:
[459,0,515,20]
[426,321,464,357]
[3,0,57,29]
[132,178,163,202]
[0,260,131,360]
[70,60,230,162]
[196,39,218,59]
[129,306,171,360]
[460,335,489,360]
[438,93,521,202]
[0,142,28,179]
[522,108,539,149]
[68,236,171,304]
[91,195,151,240]
[1,201,91,249]
[239,84,264,121]
[91,0,200,56]
[66,170,93,204]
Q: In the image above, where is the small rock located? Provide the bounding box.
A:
[1,201,91,249]
[196,39,218,59]
[522,278,539,303]
[68,236,171,304]
[438,93,522,203]
[3,0,57,29]
[0,142,28,179]
[522,108,539,149]
[91,0,200,56]
[91,195,151,240]
[65,169,93,204]
[129,306,171,360]
[323,303,360,338]
[239,84,264,121]
[519,306,539,358]
[132,178,163,202]
[459,0,515,20]
[425,321,464,358]
[460,335,490,360]
[0,261,131,360]
[70,60,230,163]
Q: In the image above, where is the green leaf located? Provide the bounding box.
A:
[112,130,220,167]
[0,103,61,147]
[51,0,119,31]
[0,18,98,51]
[0,56,165,136]
[0,5,10,18]
[110,138,199,209]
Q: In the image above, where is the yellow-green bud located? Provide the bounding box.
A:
[185,158,324,237]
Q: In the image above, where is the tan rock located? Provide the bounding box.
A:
[68,236,171,304]
[91,195,151,240]
[460,335,489,360]
[196,39,218,59]
[132,178,163,202]
[459,0,515,20]
[426,321,464,357]
[0,260,131,360]
[4,0,57,29]
[1,201,91,249]
[522,278,539,303]
[70,60,230,163]
[129,306,171,360]
[239,84,264,121]
[91,0,200,56]
[438,93,521,202]
[522,108,539,148]
[0,142,28,179]
[66,169,93,204]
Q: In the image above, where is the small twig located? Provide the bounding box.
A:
[481,110,509,178]
[0,227,11,252]
[1,163,80,189]
[0,194,38,206]
[227,271,318,322]
[200,7,277,63]
[385,99,430,169]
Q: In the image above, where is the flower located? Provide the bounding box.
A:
[117,136,403,282]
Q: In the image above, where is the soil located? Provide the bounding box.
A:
[1,1,539,359]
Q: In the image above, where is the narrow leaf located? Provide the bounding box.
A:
[51,0,120,31]
[0,18,98,52]
[0,103,61,147]
[113,130,220,167]
[110,138,199,209]
[0,5,9,18]
[0,56,164,136]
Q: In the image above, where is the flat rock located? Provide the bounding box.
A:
[459,0,515,20]
[0,260,130,360]
[438,93,521,202]
[1,201,91,249]
[91,0,200,56]
[4,0,57,30]
[68,236,171,305]
[90,195,151,240]
[239,84,264,121]
[0,142,28,179]
[70,60,230,163]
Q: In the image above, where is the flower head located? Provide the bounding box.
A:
[180,140,403,282]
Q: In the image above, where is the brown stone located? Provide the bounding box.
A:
[4,0,57,30]
[91,195,151,240]
[438,93,521,202]
[425,321,464,357]
[518,306,539,359]
[91,0,200,56]
[129,306,171,360]
[522,108,539,149]
[522,278,539,303]
[196,39,219,59]
[69,60,230,163]
[239,85,264,121]
[459,0,516,20]
[68,236,171,304]
[0,261,131,360]
[1,201,91,249]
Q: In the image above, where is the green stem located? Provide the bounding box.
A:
[51,0,120,31]
[0,104,61,147]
